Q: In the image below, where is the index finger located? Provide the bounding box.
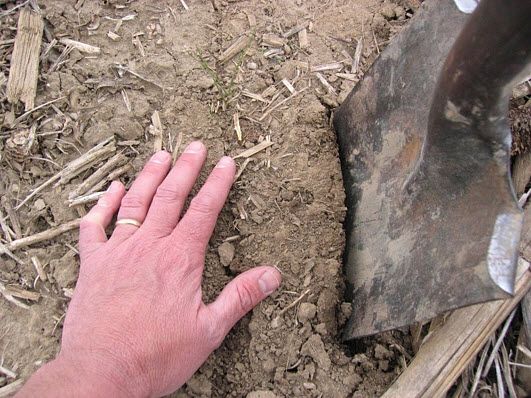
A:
[173,156,236,251]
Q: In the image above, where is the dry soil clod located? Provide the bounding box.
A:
[218,242,235,267]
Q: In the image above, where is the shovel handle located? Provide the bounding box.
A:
[426,0,531,157]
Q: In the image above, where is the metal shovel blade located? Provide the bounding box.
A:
[334,0,530,340]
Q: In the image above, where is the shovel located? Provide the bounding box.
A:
[334,0,531,340]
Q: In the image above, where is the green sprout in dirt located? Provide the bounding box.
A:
[194,50,234,105]
[194,33,254,111]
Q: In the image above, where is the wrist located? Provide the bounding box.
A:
[17,355,145,398]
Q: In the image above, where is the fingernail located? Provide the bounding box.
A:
[150,151,170,164]
[258,270,280,295]
[184,141,204,153]
[107,181,121,193]
[215,156,234,168]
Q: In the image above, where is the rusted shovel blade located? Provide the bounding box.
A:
[334,0,530,339]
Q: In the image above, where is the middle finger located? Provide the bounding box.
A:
[112,151,172,241]
[142,141,207,236]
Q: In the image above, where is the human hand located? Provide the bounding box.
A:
[17,142,281,398]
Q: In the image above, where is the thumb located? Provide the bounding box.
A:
[205,266,281,341]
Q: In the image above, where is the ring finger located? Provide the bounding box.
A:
[112,150,172,241]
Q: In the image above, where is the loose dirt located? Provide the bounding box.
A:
[0,1,472,397]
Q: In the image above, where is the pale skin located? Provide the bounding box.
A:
[16,141,281,398]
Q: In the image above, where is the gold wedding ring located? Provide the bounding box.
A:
[115,218,142,228]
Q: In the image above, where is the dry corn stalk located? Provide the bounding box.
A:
[7,8,44,110]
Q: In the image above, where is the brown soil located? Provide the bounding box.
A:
[510,101,531,157]
[1,1,419,397]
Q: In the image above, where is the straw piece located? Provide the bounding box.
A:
[180,0,189,11]
[69,152,127,199]
[282,24,308,38]
[281,79,295,94]
[68,191,105,207]
[172,132,184,164]
[262,33,286,47]
[382,259,531,398]
[233,140,273,159]
[242,90,269,103]
[0,282,29,310]
[233,112,243,141]
[219,35,250,64]
[335,73,359,82]
[298,28,309,49]
[6,219,81,251]
[352,37,363,74]
[310,62,343,72]
[2,285,40,301]
[89,163,132,194]
[7,8,44,110]
[60,38,101,54]
[31,256,47,281]
[0,365,16,379]
[259,86,309,121]
[149,111,163,152]
[315,72,336,94]
[0,379,24,398]
[16,137,115,210]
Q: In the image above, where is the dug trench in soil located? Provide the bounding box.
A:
[3,0,520,397]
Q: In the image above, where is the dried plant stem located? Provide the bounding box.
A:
[68,191,105,207]
[0,379,24,397]
[89,163,133,194]
[352,37,363,74]
[278,289,310,317]
[0,242,24,265]
[171,132,184,164]
[7,8,44,110]
[69,152,127,199]
[0,282,29,310]
[259,87,308,121]
[469,338,492,396]
[219,34,250,64]
[383,260,531,398]
[59,38,101,54]
[0,210,13,242]
[2,198,22,238]
[16,137,115,210]
[31,256,47,281]
[233,140,273,159]
[482,309,517,377]
[0,365,16,379]
[6,219,81,252]
[11,96,66,127]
